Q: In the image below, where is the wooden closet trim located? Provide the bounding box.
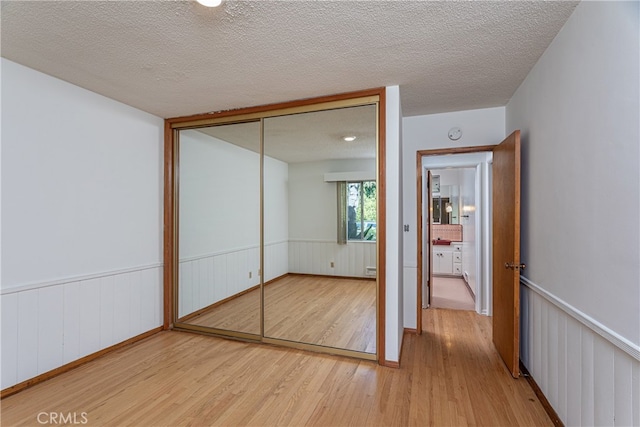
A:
[163,88,387,364]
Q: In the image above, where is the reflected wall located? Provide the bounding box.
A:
[177,123,261,335]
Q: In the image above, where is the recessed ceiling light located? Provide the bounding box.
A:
[196,0,222,7]
[343,136,357,142]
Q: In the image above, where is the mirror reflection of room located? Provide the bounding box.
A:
[175,103,378,355]
[263,105,377,354]
[177,121,262,336]
[430,167,475,311]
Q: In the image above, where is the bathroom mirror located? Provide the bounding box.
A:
[432,184,460,225]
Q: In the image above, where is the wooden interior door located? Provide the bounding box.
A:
[427,171,434,307]
[492,130,522,378]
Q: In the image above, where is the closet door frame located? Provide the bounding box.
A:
[163,88,387,363]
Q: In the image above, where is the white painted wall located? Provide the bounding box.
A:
[507,1,640,348]
[402,107,504,329]
[431,168,460,189]
[385,85,403,362]
[1,59,164,389]
[2,60,163,288]
[507,2,639,425]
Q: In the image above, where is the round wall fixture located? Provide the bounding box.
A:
[196,0,222,7]
[448,127,462,141]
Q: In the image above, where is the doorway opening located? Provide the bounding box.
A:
[427,166,478,312]
[415,131,523,378]
[416,148,493,334]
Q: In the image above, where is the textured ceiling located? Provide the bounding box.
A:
[1,1,578,119]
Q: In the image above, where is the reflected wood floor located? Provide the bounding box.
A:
[189,275,376,353]
[1,309,552,426]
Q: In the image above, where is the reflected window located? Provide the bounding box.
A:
[347,181,376,241]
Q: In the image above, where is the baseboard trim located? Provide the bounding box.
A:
[178,274,288,323]
[382,360,400,368]
[521,276,640,361]
[463,280,476,302]
[520,361,564,427]
[0,327,163,399]
[178,285,259,322]
[381,329,409,369]
[288,272,376,281]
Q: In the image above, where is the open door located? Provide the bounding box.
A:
[427,171,434,308]
[492,130,523,378]
[417,169,434,334]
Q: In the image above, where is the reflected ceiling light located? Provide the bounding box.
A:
[343,135,357,142]
[196,0,222,7]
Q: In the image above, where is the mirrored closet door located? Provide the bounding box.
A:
[169,92,382,360]
[263,105,378,354]
[176,121,262,337]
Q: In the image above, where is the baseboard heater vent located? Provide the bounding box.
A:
[365,266,377,277]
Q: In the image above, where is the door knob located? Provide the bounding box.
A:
[504,262,526,270]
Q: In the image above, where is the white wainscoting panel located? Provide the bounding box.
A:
[521,278,640,427]
[264,241,289,282]
[288,240,377,278]
[178,241,289,318]
[37,286,64,375]
[16,289,39,386]
[0,265,163,390]
[179,246,259,318]
[1,293,19,388]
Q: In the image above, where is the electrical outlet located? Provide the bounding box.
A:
[249,271,252,278]
[330,261,334,268]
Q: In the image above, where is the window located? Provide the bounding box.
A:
[347,181,376,241]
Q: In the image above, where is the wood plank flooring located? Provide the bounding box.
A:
[1,309,552,426]
[188,275,376,353]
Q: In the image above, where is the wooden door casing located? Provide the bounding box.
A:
[427,171,434,308]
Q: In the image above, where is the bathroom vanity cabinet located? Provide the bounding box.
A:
[432,243,462,276]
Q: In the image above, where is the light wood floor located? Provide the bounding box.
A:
[188,275,377,353]
[431,276,475,311]
[1,309,552,426]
